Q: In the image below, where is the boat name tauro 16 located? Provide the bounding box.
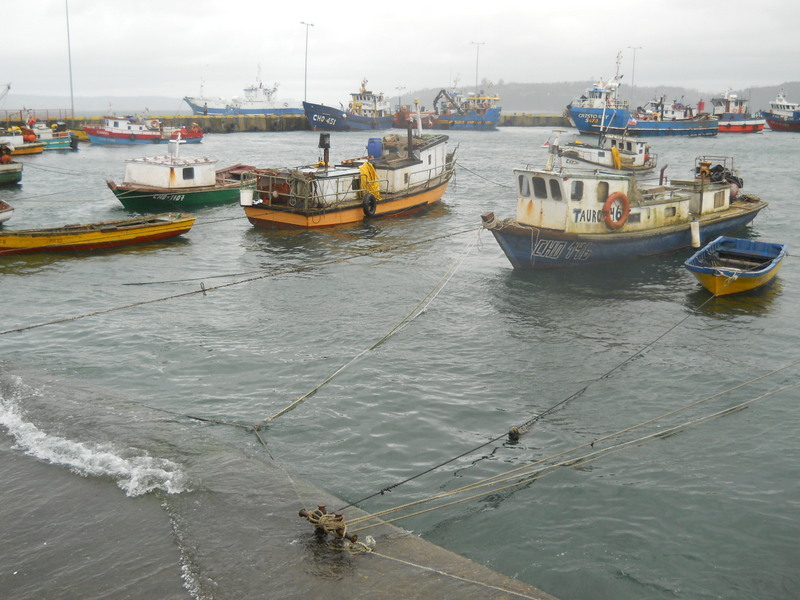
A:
[481,136,767,269]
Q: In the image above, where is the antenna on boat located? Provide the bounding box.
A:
[545,129,564,171]
[413,99,423,137]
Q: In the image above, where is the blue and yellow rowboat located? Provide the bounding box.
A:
[684,236,787,296]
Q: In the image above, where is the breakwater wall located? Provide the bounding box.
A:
[500,113,570,127]
[2,112,570,132]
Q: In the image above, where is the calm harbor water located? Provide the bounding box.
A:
[1,127,799,600]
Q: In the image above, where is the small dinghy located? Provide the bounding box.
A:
[684,236,787,296]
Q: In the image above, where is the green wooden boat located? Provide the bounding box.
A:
[0,144,23,185]
[107,138,255,211]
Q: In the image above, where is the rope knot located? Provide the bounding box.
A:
[299,504,358,543]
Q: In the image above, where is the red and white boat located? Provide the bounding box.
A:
[84,115,203,145]
[709,90,765,133]
[759,92,800,132]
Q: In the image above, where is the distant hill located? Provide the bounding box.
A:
[3,81,799,118]
[399,81,800,114]
[0,94,193,118]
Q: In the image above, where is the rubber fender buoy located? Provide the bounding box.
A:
[362,193,377,217]
[602,191,630,230]
[129,133,136,141]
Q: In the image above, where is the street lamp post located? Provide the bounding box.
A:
[470,41,485,94]
[627,45,642,106]
[301,21,314,102]
[395,85,405,110]
[65,0,75,118]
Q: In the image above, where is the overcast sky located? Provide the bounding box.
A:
[3,0,795,108]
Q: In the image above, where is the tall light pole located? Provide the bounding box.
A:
[470,41,485,94]
[627,45,642,106]
[395,85,405,110]
[65,0,75,118]
[301,21,314,102]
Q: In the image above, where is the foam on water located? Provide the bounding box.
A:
[0,380,188,497]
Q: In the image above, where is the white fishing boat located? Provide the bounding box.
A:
[184,77,303,116]
[241,128,456,228]
[556,131,657,173]
[481,139,767,269]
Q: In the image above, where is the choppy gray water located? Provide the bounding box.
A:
[1,128,799,599]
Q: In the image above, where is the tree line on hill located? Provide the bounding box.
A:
[2,81,799,117]
[398,80,800,114]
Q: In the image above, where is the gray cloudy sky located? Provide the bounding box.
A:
[4,0,795,108]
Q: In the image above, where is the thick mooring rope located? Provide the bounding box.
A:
[0,226,478,336]
[344,379,798,533]
[258,231,479,426]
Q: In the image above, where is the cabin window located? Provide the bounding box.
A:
[518,174,531,197]
[596,181,609,203]
[571,180,584,200]
[182,167,195,180]
[532,176,548,199]
[628,213,641,224]
[714,190,725,208]
[428,155,431,164]
[664,206,676,217]
[549,179,562,200]
[404,173,410,184]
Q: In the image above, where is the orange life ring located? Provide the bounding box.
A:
[602,192,630,230]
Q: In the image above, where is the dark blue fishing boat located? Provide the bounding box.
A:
[303,80,393,131]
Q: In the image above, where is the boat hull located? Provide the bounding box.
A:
[567,106,719,137]
[302,102,394,131]
[0,213,195,255]
[0,163,23,185]
[184,97,303,116]
[108,182,243,211]
[717,122,765,133]
[84,128,203,145]
[716,115,765,133]
[37,137,75,150]
[684,237,786,296]
[481,201,767,270]
[762,115,800,132]
[243,180,450,229]
[0,200,13,223]
[10,143,45,155]
[431,107,501,131]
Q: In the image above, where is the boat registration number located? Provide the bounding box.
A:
[154,194,185,202]
[312,115,337,126]
[533,239,593,261]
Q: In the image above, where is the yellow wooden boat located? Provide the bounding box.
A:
[684,236,787,296]
[240,130,456,228]
[0,213,196,255]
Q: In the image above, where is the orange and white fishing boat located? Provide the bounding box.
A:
[240,128,456,228]
[0,127,45,155]
[0,213,196,255]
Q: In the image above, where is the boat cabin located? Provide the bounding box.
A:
[348,79,391,118]
[122,141,219,189]
[710,90,750,116]
[101,115,161,133]
[513,167,690,233]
